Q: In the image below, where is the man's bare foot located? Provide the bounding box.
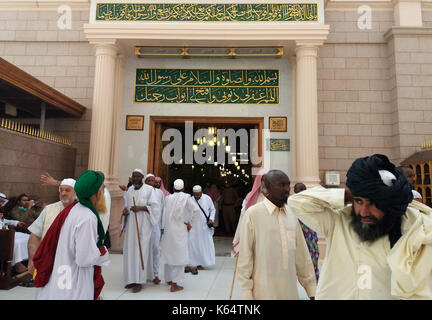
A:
[191,267,198,275]
[132,284,142,293]
[197,266,205,270]
[170,283,184,292]
[153,277,161,285]
[184,266,191,273]
[125,283,135,289]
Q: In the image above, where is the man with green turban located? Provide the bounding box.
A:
[33,170,110,300]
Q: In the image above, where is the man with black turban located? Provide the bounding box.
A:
[33,170,110,300]
[288,154,432,299]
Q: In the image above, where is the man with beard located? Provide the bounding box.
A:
[40,172,111,234]
[27,178,77,276]
[122,169,160,293]
[33,170,110,300]
[237,170,316,300]
[288,154,432,299]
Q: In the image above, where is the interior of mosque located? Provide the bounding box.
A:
[156,122,257,196]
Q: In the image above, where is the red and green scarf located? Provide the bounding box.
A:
[33,170,107,300]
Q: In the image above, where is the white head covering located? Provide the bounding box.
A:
[60,178,76,188]
[145,173,155,180]
[193,185,202,193]
[0,193,8,207]
[133,168,144,176]
[378,170,397,187]
[412,190,423,199]
[174,179,184,191]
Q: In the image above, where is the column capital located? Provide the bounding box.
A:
[93,42,119,58]
[295,40,324,47]
[295,44,319,59]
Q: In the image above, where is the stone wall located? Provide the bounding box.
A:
[44,110,91,177]
[0,8,93,177]
[0,128,76,204]
[389,32,432,164]
[317,9,394,183]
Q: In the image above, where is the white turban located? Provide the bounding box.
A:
[174,179,184,191]
[133,168,144,176]
[60,178,76,188]
[412,190,423,199]
[193,185,202,193]
[145,173,155,180]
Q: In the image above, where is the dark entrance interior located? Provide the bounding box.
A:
[149,116,263,235]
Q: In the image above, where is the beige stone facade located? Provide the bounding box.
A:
[0,5,94,177]
[1,1,432,251]
[1,1,431,185]
[317,2,432,184]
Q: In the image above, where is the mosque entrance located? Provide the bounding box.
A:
[148,116,264,235]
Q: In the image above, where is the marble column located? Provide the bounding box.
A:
[88,43,118,174]
[106,53,125,252]
[107,53,125,186]
[289,55,297,184]
[295,43,320,187]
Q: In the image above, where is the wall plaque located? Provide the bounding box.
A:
[269,117,287,132]
[126,115,144,130]
[268,138,290,151]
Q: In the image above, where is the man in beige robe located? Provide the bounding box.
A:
[237,170,316,300]
[288,154,432,300]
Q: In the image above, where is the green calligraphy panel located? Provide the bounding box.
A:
[96,3,318,22]
[268,138,290,151]
[135,69,280,104]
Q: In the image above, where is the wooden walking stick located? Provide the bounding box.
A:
[229,254,239,300]
[133,197,145,270]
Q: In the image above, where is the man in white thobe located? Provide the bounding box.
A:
[186,185,216,274]
[144,173,164,285]
[152,176,165,284]
[122,169,161,293]
[27,178,77,275]
[34,170,110,300]
[238,170,316,300]
[160,179,201,292]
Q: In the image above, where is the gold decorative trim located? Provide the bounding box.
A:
[135,47,283,58]
[422,140,432,150]
[0,118,72,146]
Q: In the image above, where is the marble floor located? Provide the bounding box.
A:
[0,236,316,300]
